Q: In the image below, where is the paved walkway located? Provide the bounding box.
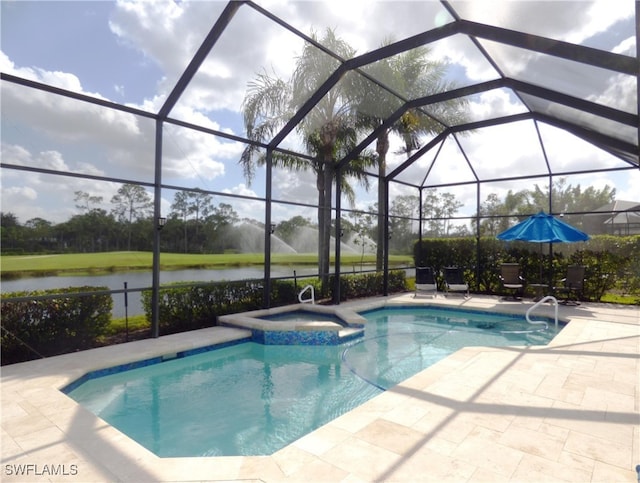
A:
[1,295,638,482]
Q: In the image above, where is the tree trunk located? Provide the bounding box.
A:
[321,162,333,293]
[183,216,188,253]
[317,122,339,295]
[317,166,326,287]
[316,160,334,295]
[127,207,133,251]
[376,131,390,271]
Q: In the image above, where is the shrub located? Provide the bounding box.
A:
[143,272,409,335]
[142,280,265,335]
[414,235,640,302]
[330,270,407,301]
[1,287,112,365]
[564,250,620,302]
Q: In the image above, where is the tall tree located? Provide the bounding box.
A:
[170,190,214,253]
[74,191,103,214]
[356,43,469,268]
[204,202,239,253]
[24,217,53,252]
[388,195,419,253]
[0,212,23,251]
[475,189,531,236]
[477,192,503,236]
[72,191,109,252]
[189,191,214,248]
[275,215,312,246]
[477,179,616,235]
[240,29,374,290]
[110,183,153,251]
[421,189,463,237]
[170,191,191,252]
[528,178,615,229]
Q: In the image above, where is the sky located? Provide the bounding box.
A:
[0,0,638,227]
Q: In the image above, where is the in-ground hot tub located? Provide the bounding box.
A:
[218,303,366,345]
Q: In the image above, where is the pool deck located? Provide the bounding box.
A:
[1,294,638,482]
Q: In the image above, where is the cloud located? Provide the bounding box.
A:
[109,1,303,113]
[3,185,38,201]
[272,167,318,206]
[0,144,126,223]
[612,36,636,56]
[615,171,640,201]
[2,0,636,229]
[565,1,635,46]
[2,143,71,172]
[162,123,240,184]
[220,183,265,221]
[588,73,637,114]
[1,43,240,199]
[468,88,527,120]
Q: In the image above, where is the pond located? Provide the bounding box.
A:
[1,266,320,317]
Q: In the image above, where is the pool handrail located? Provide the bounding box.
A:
[298,284,315,304]
[526,295,558,330]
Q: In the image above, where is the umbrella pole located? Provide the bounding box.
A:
[548,242,553,293]
[539,243,543,283]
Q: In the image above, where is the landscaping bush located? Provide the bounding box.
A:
[330,270,407,301]
[414,235,640,302]
[144,271,409,335]
[271,279,305,305]
[142,280,265,335]
[562,250,620,302]
[1,287,112,365]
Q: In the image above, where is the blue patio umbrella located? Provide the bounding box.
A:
[497,211,590,244]
[497,211,590,284]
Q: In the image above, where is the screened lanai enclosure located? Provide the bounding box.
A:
[1,1,638,340]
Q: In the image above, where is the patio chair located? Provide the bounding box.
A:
[554,265,586,305]
[414,266,438,298]
[444,267,470,298]
[500,263,525,300]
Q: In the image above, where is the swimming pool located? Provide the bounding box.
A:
[65,305,562,457]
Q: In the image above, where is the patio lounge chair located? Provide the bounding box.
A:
[500,263,525,300]
[414,266,438,298]
[444,267,469,298]
[554,265,585,305]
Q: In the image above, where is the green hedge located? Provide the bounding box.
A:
[331,270,407,301]
[142,280,265,335]
[141,279,318,335]
[1,287,112,365]
[414,235,640,301]
[144,271,409,335]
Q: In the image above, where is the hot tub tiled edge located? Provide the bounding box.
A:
[217,303,367,345]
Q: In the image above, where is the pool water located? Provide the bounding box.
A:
[66,306,561,457]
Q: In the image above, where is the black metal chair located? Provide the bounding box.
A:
[414,266,438,298]
[444,267,470,298]
[554,265,586,305]
[500,263,525,300]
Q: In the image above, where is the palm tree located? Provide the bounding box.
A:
[240,29,374,290]
[355,44,469,268]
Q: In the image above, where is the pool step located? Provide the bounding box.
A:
[338,327,364,343]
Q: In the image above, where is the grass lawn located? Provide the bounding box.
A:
[1,251,413,278]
